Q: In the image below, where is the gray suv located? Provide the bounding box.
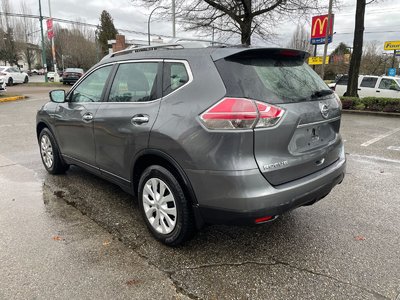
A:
[37,45,346,246]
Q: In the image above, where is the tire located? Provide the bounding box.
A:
[24,76,29,83]
[39,128,69,174]
[7,77,13,86]
[138,165,195,246]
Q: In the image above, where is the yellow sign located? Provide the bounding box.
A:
[308,56,330,65]
[384,41,400,51]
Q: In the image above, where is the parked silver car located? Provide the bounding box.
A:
[36,44,346,246]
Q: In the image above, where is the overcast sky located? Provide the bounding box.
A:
[7,0,400,54]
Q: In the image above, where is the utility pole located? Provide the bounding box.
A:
[172,0,176,38]
[38,0,48,82]
[48,0,59,82]
[321,0,333,80]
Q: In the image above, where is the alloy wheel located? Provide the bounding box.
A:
[40,134,53,168]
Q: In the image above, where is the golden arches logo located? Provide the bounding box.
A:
[312,17,328,36]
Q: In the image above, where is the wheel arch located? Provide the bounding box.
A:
[132,149,198,205]
[132,149,204,229]
[36,121,52,140]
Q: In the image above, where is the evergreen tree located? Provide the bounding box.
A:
[96,10,118,55]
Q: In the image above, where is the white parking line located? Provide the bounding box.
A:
[350,154,400,164]
[388,146,400,151]
[361,127,400,147]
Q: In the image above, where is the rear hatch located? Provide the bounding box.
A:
[214,48,342,186]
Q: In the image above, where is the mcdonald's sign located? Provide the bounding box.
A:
[311,14,334,45]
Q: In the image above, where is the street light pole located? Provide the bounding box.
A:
[38,0,48,82]
[147,6,167,46]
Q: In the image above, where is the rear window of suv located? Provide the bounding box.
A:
[215,54,329,103]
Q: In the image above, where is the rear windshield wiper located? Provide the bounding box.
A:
[310,89,333,98]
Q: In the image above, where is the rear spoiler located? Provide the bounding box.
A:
[211,47,309,62]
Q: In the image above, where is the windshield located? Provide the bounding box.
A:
[216,56,330,103]
[396,79,400,86]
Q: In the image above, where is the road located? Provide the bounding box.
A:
[1,85,399,300]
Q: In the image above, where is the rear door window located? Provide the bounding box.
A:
[360,77,378,88]
[109,62,159,102]
[215,55,330,104]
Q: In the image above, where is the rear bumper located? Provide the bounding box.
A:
[62,77,79,83]
[187,153,346,226]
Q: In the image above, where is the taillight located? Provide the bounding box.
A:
[255,101,285,128]
[200,97,285,130]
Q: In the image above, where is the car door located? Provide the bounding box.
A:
[94,60,162,182]
[53,64,114,172]
[358,76,378,97]
[376,78,400,98]
[12,67,23,83]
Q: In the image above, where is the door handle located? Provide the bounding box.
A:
[82,112,93,121]
[131,114,149,125]
[357,88,361,90]
[376,90,380,92]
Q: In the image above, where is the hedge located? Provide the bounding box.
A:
[340,96,400,113]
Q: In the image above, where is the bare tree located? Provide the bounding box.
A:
[13,1,39,70]
[0,0,19,66]
[287,24,313,53]
[360,41,388,75]
[345,0,380,97]
[130,0,329,45]
[53,22,98,71]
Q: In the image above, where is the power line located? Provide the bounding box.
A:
[0,11,176,39]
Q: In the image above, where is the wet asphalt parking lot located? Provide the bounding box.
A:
[1,85,399,299]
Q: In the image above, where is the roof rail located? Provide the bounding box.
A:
[100,39,231,61]
[170,38,230,48]
[101,43,184,61]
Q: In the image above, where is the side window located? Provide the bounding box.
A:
[336,75,348,85]
[378,79,398,90]
[69,65,112,103]
[109,62,158,102]
[163,62,189,96]
[360,77,378,88]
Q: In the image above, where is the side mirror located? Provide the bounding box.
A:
[49,90,66,103]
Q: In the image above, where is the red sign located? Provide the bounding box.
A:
[46,18,54,39]
[46,18,53,31]
[311,14,334,44]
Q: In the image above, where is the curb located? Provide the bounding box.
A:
[0,95,27,103]
[342,109,400,118]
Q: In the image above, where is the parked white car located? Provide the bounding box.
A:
[333,75,400,98]
[0,66,29,86]
[0,78,6,93]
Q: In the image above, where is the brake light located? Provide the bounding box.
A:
[200,98,285,130]
[279,50,300,57]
